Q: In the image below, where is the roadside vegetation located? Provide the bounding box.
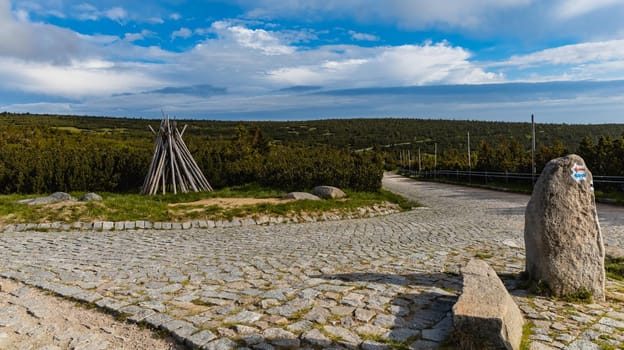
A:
[605,256,624,281]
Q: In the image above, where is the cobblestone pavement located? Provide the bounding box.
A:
[0,173,623,349]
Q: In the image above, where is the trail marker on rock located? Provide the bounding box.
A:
[524,154,605,301]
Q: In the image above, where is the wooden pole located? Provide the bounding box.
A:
[531,114,536,185]
[166,116,177,194]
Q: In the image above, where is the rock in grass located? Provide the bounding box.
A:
[312,186,346,199]
[452,259,524,350]
[80,192,103,202]
[18,192,76,205]
[283,192,321,200]
[524,154,605,301]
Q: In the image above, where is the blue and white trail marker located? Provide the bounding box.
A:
[571,163,587,182]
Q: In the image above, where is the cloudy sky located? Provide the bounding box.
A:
[2,0,624,122]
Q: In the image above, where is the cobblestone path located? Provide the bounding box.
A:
[1,173,623,349]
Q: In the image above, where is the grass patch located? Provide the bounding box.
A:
[474,252,494,259]
[560,289,593,304]
[519,322,534,350]
[190,298,214,307]
[356,334,411,350]
[0,186,416,225]
[597,340,618,350]
[605,257,624,281]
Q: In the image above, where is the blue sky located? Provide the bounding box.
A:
[2,0,624,123]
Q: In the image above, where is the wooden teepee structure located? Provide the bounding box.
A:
[141,114,213,195]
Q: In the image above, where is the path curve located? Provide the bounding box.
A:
[0,173,622,349]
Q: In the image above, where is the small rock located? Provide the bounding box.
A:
[312,186,346,199]
[283,192,321,200]
[79,192,103,202]
[302,328,332,347]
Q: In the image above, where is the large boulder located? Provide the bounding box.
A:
[312,186,346,199]
[283,192,321,200]
[524,154,605,301]
[452,259,525,350]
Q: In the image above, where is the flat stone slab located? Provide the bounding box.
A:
[453,259,525,350]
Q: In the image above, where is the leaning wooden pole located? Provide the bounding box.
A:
[142,113,213,195]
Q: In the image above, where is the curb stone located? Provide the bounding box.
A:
[1,208,400,233]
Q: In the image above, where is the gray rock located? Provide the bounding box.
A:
[79,192,103,202]
[452,259,525,350]
[201,338,238,350]
[186,330,217,348]
[524,154,605,301]
[224,311,263,324]
[311,186,347,199]
[323,326,361,348]
[565,340,600,350]
[283,192,321,200]
[263,328,299,348]
[302,328,332,347]
[19,192,76,205]
[50,192,75,201]
[361,340,390,350]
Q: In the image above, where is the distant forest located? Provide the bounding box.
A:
[1,112,623,194]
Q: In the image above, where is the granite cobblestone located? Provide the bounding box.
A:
[0,174,623,349]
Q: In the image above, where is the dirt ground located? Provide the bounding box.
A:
[0,278,184,350]
[169,197,292,209]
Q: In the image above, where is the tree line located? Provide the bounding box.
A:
[0,123,383,194]
[392,134,624,177]
[1,113,623,194]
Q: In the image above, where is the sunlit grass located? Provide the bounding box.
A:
[0,186,417,225]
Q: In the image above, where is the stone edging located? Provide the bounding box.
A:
[1,207,401,233]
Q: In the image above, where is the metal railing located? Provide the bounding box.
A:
[398,168,624,191]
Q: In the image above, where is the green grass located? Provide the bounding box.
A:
[474,252,494,259]
[519,322,534,350]
[560,289,593,304]
[0,186,417,225]
[355,334,411,350]
[605,257,624,281]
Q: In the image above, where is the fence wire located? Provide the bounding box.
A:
[398,168,624,191]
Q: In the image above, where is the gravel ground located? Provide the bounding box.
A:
[0,278,183,350]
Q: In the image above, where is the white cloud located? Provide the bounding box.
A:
[0,57,162,98]
[0,0,89,64]
[170,12,181,20]
[72,3,127,22]
[13,8,28,21]
[12,1,65,18]
[555,0,620,20]
[348,30,379,41]
[210,21,294,55]
[496,39,624,67]
[267,43,502,87]
[171,27,192,40]
[147,16,164,24]
[124,30,152,43]
[104,6,127,22]
[74,3,99,20]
